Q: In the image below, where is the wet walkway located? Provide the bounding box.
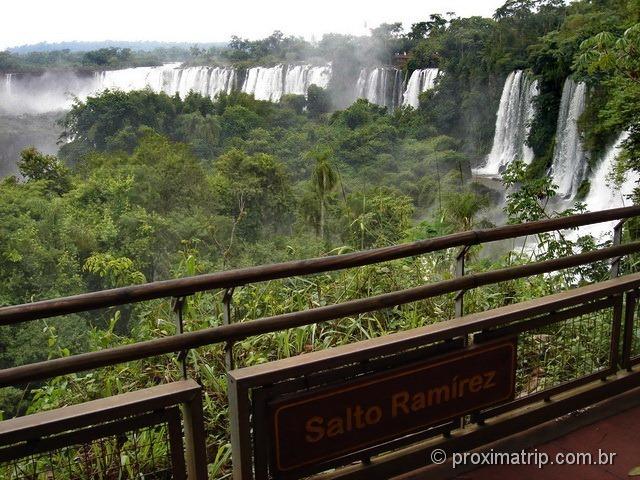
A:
[455,404,640,479]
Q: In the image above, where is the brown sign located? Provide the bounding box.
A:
[268,338,516,474]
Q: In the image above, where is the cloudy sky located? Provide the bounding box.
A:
[1,0,506,50]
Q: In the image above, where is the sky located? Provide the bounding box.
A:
[1,0,506,50]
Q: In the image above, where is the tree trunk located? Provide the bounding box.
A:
[319,197,325,240]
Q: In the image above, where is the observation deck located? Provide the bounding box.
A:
[1,206,640,479]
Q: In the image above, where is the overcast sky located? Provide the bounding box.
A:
[1,0,506,50]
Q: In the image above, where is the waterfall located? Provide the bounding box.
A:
[402,68,439,108]
[365,69,381,103]
[390,69,404,109]
[241,64,332,101]
[4,74,12,95]
[306,65,332,90]
[242,65,285,102]
[284,65,307,95]
[355,69,367,99]
[95,63,181,93]
[282,64,332,96]
[585,132,635,212]
[173,67,209,98]
[1,63,332,114]
[550,78,588,198]
[574,132,636,239]
[474,70,538,176]
[356,67,403,110]
[164,66,236,98]
[98,63,237,99]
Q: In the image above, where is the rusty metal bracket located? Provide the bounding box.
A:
[611,220,625,278]
[172,296,188,379]
[223,287,236,371]
[455,245,471,319]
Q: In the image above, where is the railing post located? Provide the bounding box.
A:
[453,245,471,434]
[622,290,637,371]
[166,407,188,480]
[172,297,188,379]
[608,294,624,377]
[611,220,625,278]
[223,288,235,371]
[182,390,209,480]
[455,246,470,318]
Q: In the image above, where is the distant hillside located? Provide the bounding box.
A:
[9,41,228,54]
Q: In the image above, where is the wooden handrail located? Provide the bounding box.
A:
[0,205,638,325]
[2,242,638,387]
[0,380,201,445]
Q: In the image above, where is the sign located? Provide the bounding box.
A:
[268,338,516,474]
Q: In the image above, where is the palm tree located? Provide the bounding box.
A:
[309,148,338,240]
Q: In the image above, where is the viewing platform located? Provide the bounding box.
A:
[1,206,640,479]
[400,382,640,479]
[461,402,640,479]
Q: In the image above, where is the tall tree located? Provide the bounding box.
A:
[309,148,337,240]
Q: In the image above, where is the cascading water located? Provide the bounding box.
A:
[390,69,404,110]
[572,132,636,239]
[355,69,367,100]
[474,70,538,176]
[241,64,332,101]
[550,78,588,198]
[283,64,331,96]
[284,65,307,95]
[95,63,181,94]
[242,65,285,102]
[306,65,332,90]
[584,132,635,213]
[206,68,237,97]
[1,63,332,114]
[365,69,381,103]
[356,67,403,110]
[4,74,12,95]
[402,68,439,108]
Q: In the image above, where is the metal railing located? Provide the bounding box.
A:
[1,205,640,479]
[0,381,207,480]
[227,275,639,479]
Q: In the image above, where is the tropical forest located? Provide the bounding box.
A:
[1,0,640,477]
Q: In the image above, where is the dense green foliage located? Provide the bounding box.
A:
[2,0,640,477]
[0,47,186,73]
[0,89,484,381]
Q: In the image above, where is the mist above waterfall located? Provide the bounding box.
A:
[0,112,61,176]
[0,70,98,114]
